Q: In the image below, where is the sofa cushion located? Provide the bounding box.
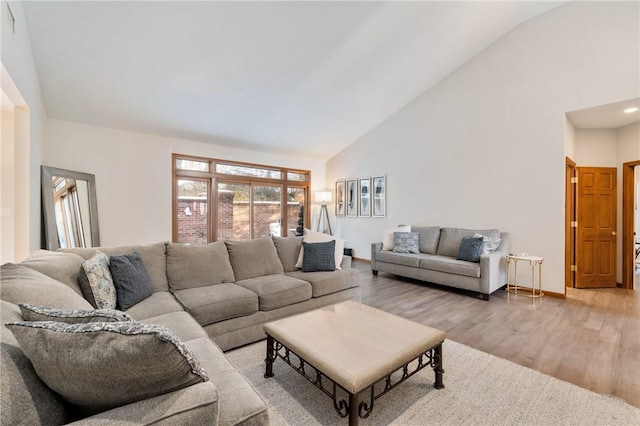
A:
[185,338,269,426]
[286,268,360,298]
[21,250,85,296]
[173,284,259,326]
[109,252,154,310]
[61,242,169,292]
[295,229,345,270]
[124,291,184,320]
[436,227,500,258]
[5,321,209,415]
[226,238,284,281]
[376,250,425,268]
[457,236,483,263]
[167,242,235,290]
[0,264,93,310]
[420,255,482,278]
[272,236,303,272]
[411,226,441,254]
[1,301,71,426]
[81,251,117,309]
[235,275,311,311]
[392,232,420,254]
[140,311,208,342]
[18,304,133,323]
[302,240,336,272]
[382,225,411,250]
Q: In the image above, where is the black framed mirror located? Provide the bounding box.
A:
[41,165,100,250]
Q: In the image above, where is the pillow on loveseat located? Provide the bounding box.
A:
[382,225,411,250]
[5,321,209,415]
[392,232,420,254]
[457,236,484,263]
[19,304,133,323]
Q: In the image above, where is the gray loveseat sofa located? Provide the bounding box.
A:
[1,236,360,425]
[371,226,509,300]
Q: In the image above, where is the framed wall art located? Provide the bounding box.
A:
[372,175,386,217]
[346,179,357,217]
[358,177,371,217]
[335,180,345,216]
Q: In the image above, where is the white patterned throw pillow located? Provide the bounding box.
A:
[473,233,502,255]
[81,251,117,309]
[382,225,411,250]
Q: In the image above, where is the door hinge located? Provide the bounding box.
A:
[570,221,577,228]
[571,177,578,184]
[570,265,577,272]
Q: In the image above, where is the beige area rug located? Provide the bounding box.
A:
[226,340,640,425]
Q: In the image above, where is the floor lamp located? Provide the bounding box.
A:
[315,191,333,235]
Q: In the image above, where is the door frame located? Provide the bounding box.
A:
[622,160,640,289]
[565,157,576,290]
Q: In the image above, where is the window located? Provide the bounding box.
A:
[173,155,310,243]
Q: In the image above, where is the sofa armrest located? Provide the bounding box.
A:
[371,242,383,271]
[69,381,219,426]
[479,233,511,295]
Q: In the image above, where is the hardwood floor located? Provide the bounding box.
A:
[353,261,640,408]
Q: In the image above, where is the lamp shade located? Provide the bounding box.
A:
[315,191,332,203]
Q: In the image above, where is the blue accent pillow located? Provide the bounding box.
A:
[108,252,153,310]
[392,232,420,254]
[457,236,483,263]
[302,240,336,272]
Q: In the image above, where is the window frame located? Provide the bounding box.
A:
[172,154,310,242]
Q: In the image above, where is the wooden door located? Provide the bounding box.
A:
[576,167,617,288]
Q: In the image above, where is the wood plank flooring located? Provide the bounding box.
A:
[354,261,640,408]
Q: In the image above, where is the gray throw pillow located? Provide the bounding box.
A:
[302,240,336,272]
[457,236,484,263]
[108,252,153,310]
[19,304,133,323]
[392,232,420,254]
[5,321,209,415]
[80,251,117,309]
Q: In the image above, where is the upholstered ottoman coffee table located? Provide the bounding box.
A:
[264,300,445,425]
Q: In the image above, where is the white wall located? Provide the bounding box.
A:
[1,0,48,259]
[574,129,617,167]
[564,117,576,162]
[44,119,326,246]
[326,1,639,294]
[1,105,15,263]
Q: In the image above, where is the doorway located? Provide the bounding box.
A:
[575,167,618,288]
[622,161,640,289]
[565,157,576,289]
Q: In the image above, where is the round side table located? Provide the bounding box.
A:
[505,254,544,304]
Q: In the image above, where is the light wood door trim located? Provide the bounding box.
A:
[576,167,617,288]
[622,161,640,289]
[565,157,576,289]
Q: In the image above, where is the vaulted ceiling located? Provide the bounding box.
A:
[23,1,564,160]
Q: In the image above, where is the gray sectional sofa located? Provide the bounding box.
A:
[371,226,509,300]
[1,236,360,425]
